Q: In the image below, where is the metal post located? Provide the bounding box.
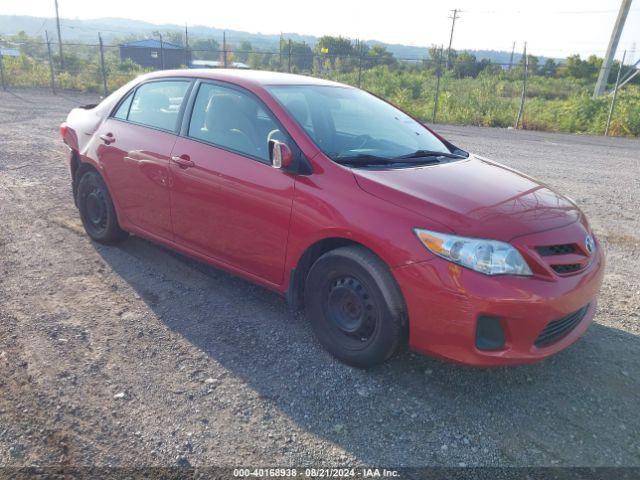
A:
[446,9,459,69]
[508,41,516,70]
[45,30,56,94]
[514,42,528,129]
[357,40,363,88]
[605,50,626,136]
[0,51,6,91]
[98,33,107,96]
[223,31,227,68]
[594,0,632,97]
[287,39,292,73]
[159,32,164,70]
[432,45,444,123]
[185,23,190,67]
[54,0,64,70]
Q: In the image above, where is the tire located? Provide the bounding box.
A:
[76,169,128,245]
[304,246,407,368]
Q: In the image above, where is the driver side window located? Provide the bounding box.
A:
[188,83,283,163]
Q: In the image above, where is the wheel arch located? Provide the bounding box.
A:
[72,159,126,229]
[72,158,100,204]
[286,236,406,314]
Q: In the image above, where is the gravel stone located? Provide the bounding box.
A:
[0,88,638,468]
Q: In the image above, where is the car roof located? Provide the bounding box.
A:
[140,68,351,89]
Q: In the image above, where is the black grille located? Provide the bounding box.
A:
[551,263,583,274]
[536,244,577,256]
[534,304,589,347]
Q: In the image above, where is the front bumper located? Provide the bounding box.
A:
[393,245,605,367]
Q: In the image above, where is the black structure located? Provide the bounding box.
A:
[119,39,189,69]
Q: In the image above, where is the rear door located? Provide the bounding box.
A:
[96,79,191,239]
[169,81,296,285]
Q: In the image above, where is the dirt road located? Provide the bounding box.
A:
[1,88,639,468]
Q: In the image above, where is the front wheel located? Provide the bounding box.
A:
[77,169,128,245]
[304,246,407,368]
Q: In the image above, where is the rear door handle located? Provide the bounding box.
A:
[99,133,115,144]
[171,154,195,169]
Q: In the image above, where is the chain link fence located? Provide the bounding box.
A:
[0,35,638,136]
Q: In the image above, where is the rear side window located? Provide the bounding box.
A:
[128,81,190,132]
[187,83,283,163]
[113,92,133,120]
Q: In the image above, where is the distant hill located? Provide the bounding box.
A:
[0,14,549,63]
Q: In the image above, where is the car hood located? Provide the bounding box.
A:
[353,155,581,241]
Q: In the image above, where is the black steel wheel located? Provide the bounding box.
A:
[325,275,379,349]
[305,246,407,368]
[77,169,128,245]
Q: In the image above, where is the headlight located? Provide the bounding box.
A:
[414,229,532,276]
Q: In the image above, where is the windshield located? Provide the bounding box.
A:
[267,85,465,165]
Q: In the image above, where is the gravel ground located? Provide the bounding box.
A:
[0,88,639,469]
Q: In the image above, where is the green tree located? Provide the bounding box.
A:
[540,58,557,77]
[235,40,252,62]
[10,31,47,60]
[190,38,220,61]
[453,51,479,78]
[563,54,599,79]
[157,30,185,47]
[315,36,356,72]
[366,44,397,68]
[288,40,313,71]
[315,35,354,56]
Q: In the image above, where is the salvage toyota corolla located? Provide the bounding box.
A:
[60,70,604,368]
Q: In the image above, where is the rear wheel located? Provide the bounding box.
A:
[304,246,407,368]
[77,169,128,245]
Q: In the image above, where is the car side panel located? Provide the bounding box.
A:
[281,157,449,293]
[94,118,177,240]
[170,137,295,285]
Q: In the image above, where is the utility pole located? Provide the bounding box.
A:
[432,45,444,123]
[45,30,56,94]
[515,42,528,129]
[158,32,164,69]
[605,50,626,136]
[446,9,460,69]
[509,41,516,70]
[54,0,64,70]
[98,32,107,96]
[357,39,364,88]
[0,33,6,91]
[223,31,227,67]
[0,49,6,91]
[594,0,632,97]
[185,23,190,67]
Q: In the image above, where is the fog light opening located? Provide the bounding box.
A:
[476,316,506,351]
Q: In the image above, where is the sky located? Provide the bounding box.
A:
[2,0,639,60]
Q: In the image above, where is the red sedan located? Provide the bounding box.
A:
[60,70,604,368]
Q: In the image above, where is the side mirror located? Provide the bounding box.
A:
[269,140,294,170]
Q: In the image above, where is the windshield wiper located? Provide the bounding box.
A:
[396,149,467,160]
[333,154,399,166]
[334,153,447,167]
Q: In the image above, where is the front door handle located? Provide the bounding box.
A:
[99,132,115,144]
[171,154,195,169]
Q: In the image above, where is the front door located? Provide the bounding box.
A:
[97,79,191,239]
[170,81,295,285]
